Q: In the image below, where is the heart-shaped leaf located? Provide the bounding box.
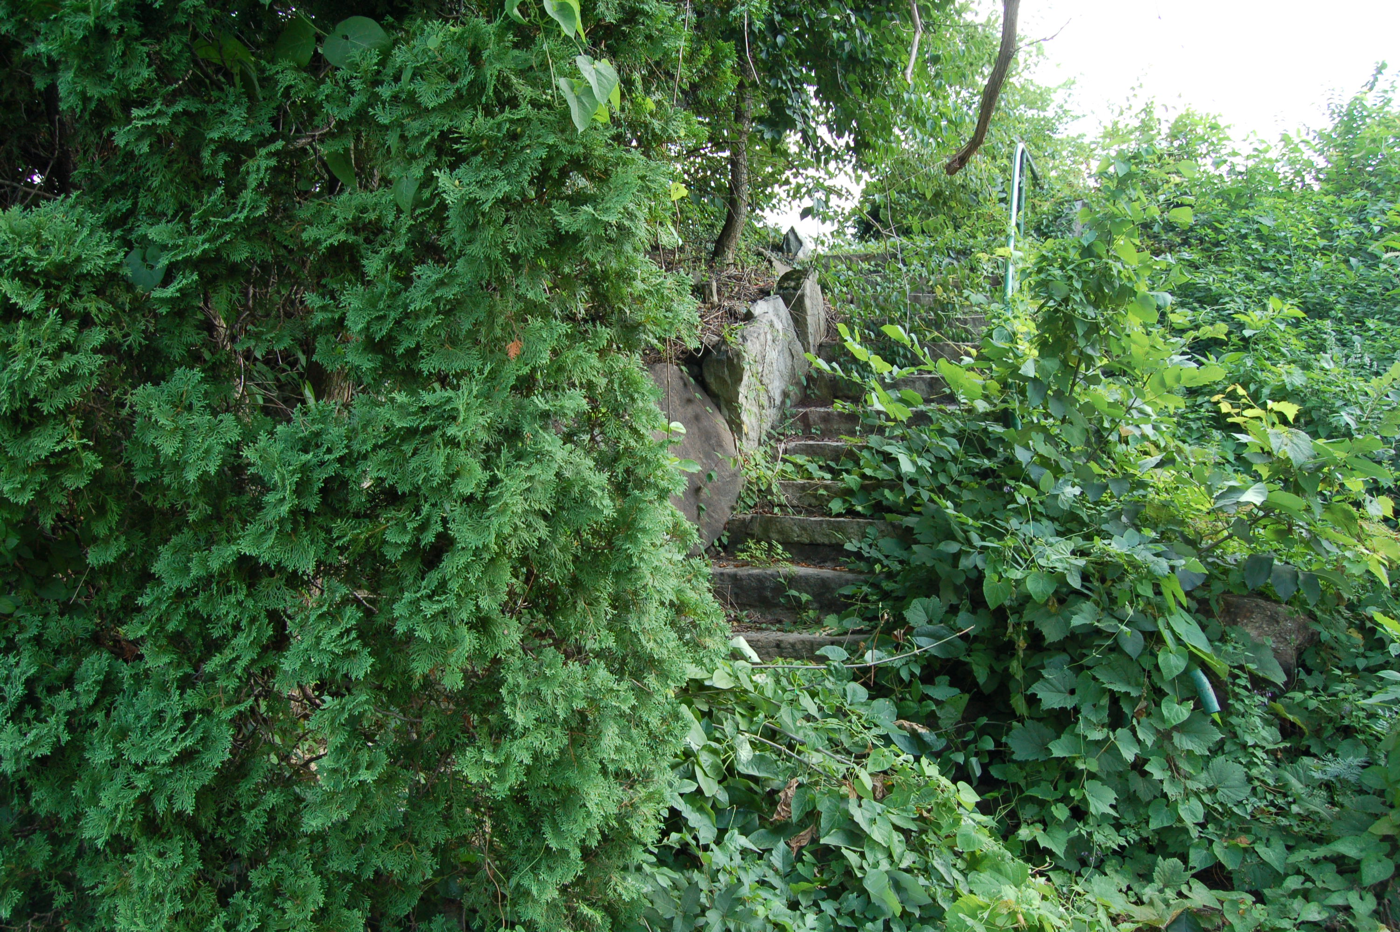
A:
[575,55,619,110]
[124,246,167,292]
[322,17,390,68]
[557,77,604,133]
[273,16,316,67]
[542,0,581,38]
[325,149,356,188]
[506,0,528,24]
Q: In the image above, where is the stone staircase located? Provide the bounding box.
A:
[711,347,963,660]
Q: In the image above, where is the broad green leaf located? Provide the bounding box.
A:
[1153,856,1190,889]
[1026,570,1056,603]
[124,246,167,292]
[1243,554,1274,590]
[575,56,619,112]
[1161,694,1192,727]
[890,870,933,907]
[557,77,605,133]
[1204,758,1250,804]
[325,149,356,188]
[1268,427,1315,465]
[1266,488,1307,513]
[1158,645,1189,681]
[1006,721,1056,761]
[1165,908,1204,932]
[273,16,315,66]
[1117,625,1144,658]
[669,181,688,201]
[1214,482,1268,511]
[392,174,420,212]
[1270,562,1299,601]
[937,357,984,401]
[735,752,781,779]
[194,32,254,68]
[955,824,986,852]
[1171,712,1223,753]
[506,0,528,24]
[983,575,1013,610]
[542,0,581,37]
[1362,852,1396,886]
[322,17,391,68]
[1167,206,1194,226]
[1083,780,1117,816]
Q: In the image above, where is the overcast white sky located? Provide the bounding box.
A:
[1019,0,1400,141]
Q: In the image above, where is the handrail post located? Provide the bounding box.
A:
[1004,142,1038,303]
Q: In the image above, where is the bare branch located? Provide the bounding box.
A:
[904,0,923,84]
[945,0,1021,176]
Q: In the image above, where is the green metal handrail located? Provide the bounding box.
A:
[1004,141,1040,302]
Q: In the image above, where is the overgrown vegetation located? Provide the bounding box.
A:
[4,0,1399,929]
[748,77,1400,929]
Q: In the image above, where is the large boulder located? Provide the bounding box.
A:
[778,268,827,353]
[1218,594,1316,676]
[701,296,808,450]
[649,363,744,549]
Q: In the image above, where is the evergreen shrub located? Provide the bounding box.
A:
[0,2,722,928]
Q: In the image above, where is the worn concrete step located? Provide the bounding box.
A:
[733,630,877,662]
[724,514,898,564]
[775,479,846,510]
[782,439,858,462]
[926,341,976,362]
[800,367,866,405]
[888,374,950,402]
[774,479,899,512]
[712,565,867,622]
[790,406,865,437]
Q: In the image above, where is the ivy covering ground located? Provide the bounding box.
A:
[657,93,1400,930]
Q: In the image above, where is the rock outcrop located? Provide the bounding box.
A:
[778,267,827,354]
[701,295,808,450]
[649,362,744,549]
[1218,594,1316,676]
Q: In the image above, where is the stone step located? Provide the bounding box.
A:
[773,479,899,513]
[782,439,858,462]
[724,514,897,564]
[926,341,976,362]
[727,513,896,546]
[790,406,864,437]
[775,479,846,510]
[733,630,878,662]
[712,565,867,623]
[800,367,865,405]
[888,374,950,402]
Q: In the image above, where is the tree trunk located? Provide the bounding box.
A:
[711,85,753,266]
[944,0,1020,176]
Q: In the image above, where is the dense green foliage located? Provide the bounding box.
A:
[788,91,1400,929]
[6,0,1399,927]
[633,648,1108,931]
[0,3,726,928]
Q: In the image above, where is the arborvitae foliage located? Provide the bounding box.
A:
[0,2,723,928]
